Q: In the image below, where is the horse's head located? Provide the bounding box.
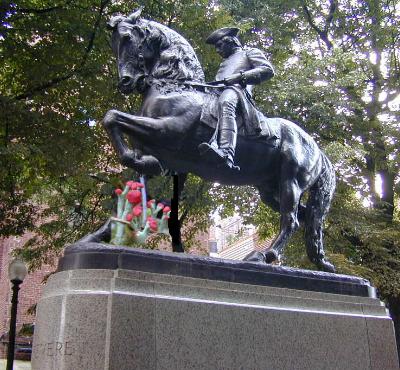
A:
[108,8,205,94]
[108,9,150,94]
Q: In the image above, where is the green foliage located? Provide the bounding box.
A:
[1,0,400,318]
[1,0,121,266]
[219,0,400,310]
[0,0,233,266]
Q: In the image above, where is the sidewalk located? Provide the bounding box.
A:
[0,360,31,370]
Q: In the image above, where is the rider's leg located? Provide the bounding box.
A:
[218,89,239,167]
[198,89,240,170]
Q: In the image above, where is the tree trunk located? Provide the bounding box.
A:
[388,296,400,366]
[365,123,395,221]
[378,169,395,220]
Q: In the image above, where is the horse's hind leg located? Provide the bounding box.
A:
[304,162,336,273]
[257,185,306,222]
[305,186,334,272]
[246,179,302,264]
[246,188,280,263]
[257,187,280,213]
[267,178,302,260]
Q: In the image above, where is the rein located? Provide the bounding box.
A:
[145,76,225,91]
[183,81,225,89]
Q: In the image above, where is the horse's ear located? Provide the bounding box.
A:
[158,32,169,50]
[107,15,125,30]
[127,7,143,24]
[132,25,145,39]
[145,27,169,51]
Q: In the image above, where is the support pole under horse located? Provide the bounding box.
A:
[169,174,184,252]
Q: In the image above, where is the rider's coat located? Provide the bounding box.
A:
[201,47,275,137]
[216,47,274,97]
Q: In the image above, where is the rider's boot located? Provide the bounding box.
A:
[198,139,240,171]
[198,104,240,171]
[218,126,240,171]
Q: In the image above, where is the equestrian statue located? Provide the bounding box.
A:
[198,26,274,171]
[97,9,336,273]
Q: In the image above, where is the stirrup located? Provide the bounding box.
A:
[198,142,224,162]
[198,142,218,155]
[198,142,240,171]
[221,158,240,171]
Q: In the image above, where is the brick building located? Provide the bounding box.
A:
[0,234,56,358]
[209,215,271,260]
[0,228,209,359]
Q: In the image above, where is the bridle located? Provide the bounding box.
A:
[118,23,226,92]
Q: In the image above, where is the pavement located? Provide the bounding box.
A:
[0,360,31,370]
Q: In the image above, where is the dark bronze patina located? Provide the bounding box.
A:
[198,26,274,171]
[100,9,336,272]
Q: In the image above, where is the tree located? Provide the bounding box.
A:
[0,0,235,267]
[219,0,400,353]
[2,1,400,348]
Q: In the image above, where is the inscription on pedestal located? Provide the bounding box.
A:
[33,341,74,357]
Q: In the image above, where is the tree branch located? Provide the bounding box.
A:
[15,73,74,100]
[323,0,336,34]
[301,2,322,34]
[16,1,73,14]
[14,0,111,101]
[81,0,110,66]
[301,0,334,50]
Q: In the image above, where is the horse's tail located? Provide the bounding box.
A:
[304,152,336,264]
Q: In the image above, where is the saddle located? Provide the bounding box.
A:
[200,88,279,141]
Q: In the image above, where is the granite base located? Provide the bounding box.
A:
[31,244,399,370]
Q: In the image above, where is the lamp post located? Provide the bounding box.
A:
[6,258,28,370]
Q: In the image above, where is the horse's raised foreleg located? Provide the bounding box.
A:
[102,109,165,174]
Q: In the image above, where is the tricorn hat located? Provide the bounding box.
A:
[206,27,240,44]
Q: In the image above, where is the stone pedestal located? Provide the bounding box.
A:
[32,243,399,370]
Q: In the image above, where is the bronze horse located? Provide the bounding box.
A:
[102,10,336,272]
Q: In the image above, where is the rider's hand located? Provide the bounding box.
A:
[224,73,243,86]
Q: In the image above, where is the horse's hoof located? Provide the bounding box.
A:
[243,251,266,263]
[264,249,278,263]
[78,219,112,243]
[142,157,163,176]
[316,259,336,273]
[121,150,138,168]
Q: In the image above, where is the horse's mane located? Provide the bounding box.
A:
[143,20,205,83]
[109,12,205,83]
